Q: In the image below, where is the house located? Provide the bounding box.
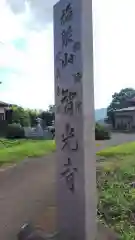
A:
[113,97,135,130]
[0,101,12,121]
[114,107,135,130]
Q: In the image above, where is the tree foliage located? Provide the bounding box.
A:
[107,88,135,122]
[7,105,55,128]
[11,105,30,127]
[39,105,55,127]
[95,123,110,140]
[7,123,25,139]
[28,109,39,127]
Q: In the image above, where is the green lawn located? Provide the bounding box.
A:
[97,142,135,240]
[97,141,135,157]
[0,139,56,165]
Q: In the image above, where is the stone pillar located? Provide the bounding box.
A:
[54,0,96,239]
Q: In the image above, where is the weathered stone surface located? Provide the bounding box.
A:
[54,0,96,239]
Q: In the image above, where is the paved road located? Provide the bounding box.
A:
[96,132,135,151]
[0,154,56,240]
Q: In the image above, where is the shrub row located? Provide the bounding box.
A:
[6,123,111,140]
[95,123,111,140]
[6,123,25,139]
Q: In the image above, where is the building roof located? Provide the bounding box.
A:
[0,101,11,107]
[115,106,135,112]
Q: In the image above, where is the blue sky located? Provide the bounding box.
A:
[1,0,135,110]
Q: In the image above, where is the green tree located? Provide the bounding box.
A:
[27,109,39,127]
[9,104,55,129]
[48,104,55,113]
[39,111,54,127]
[11,105,30,127]
[107,88,135,124]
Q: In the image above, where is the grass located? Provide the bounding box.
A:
[1,137,135,239]
[97,142,135,240]
[0,138,56,165]
[97,141,135,157]
[0,138,26,149]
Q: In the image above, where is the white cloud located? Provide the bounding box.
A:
[0,1,54,110]
[93,0,135,108]
[7,0,57,30]
[1,0,135,110]
[0,21,54,109]
[0,44,26,70]
[0,1,25,42]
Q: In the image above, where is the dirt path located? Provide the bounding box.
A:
[0,154,56,240]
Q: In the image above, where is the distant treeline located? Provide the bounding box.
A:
[6,104,55,128]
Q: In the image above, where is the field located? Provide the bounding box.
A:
[97,142,135,240]
[0,138,55,165]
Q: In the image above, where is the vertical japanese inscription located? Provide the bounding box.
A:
[56,86,82,115]
[62,25,73,48]
[56,2,82,193]
[60,3,75,69]
[61,157,77,193]
[61,123,78,151]
[60,3,78,193]
[60,3,73,25]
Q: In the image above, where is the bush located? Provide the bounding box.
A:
[95,123,111,140]
[6,123,25,139]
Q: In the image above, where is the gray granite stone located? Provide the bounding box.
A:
[54,0,96,239]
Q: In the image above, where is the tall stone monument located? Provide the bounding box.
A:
[54,0,96,239]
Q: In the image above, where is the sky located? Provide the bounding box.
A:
[0,0,135,110]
